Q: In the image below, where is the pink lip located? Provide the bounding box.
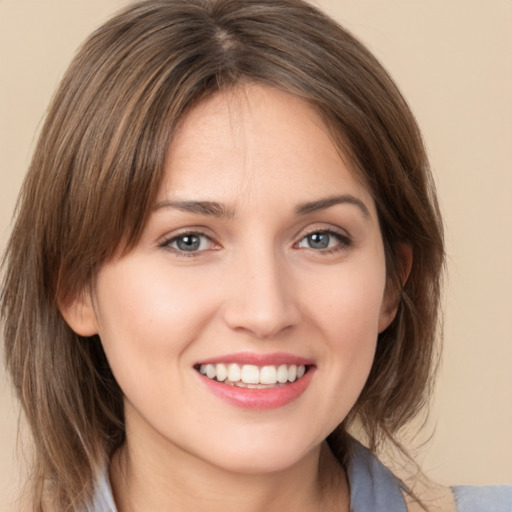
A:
[196,367,315,411]
[195,351,314,366]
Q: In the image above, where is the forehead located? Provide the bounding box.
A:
[160,84,374,214]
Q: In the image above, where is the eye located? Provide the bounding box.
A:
[296,230,350,251]
[162,232,215,254]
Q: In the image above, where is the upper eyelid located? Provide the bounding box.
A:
[159,227,215,243]
[159,230,218,251]
[294,224,351,242]
[296,229,351,246]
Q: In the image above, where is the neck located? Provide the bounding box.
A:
[110,436,349,512]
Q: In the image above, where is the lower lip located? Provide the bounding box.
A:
[198,369,315,410]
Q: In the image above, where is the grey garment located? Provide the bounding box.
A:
[88,441,512,512]
[346,440,408,511]
[347,441,512,511]
[453,485,512,512]
[87,466,117,512]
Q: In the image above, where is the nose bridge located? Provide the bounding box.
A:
[223,240,300,339]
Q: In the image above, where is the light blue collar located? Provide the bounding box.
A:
[346,440,408,512]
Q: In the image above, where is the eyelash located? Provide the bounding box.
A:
[160,231,218,257]
[295,229,352,254]
[159,228,351,257]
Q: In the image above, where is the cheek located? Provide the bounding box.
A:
[92,257,220,389]
[321,284,381,384]
[299,255,386,412]
[303,253,387,341]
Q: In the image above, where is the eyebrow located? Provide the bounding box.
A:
[295,195,370,218]
[154,194,370,219]
[154,200,235,218]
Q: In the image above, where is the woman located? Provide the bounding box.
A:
[1,1,510,511]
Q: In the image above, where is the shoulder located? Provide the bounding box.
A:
[345,439,512,512]
[452,485,512,512]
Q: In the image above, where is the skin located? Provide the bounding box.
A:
[63,85,399,512]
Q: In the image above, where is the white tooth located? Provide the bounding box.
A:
[277,364,288,383]
[297,365,306,378]
[227,363,241,382]
[241,365,259,384]
[206,364,216,379]
[288,365,297,382]
[216,363,227,382]
[259,365,277,385]
[200,364,207,375]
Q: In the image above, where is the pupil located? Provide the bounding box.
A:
[177,235,200,251]
[309,232,329,249]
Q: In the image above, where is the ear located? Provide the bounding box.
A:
[58,290,99,337]
[378,243,413,333]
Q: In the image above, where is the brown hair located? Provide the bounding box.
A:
[1,0,444,510]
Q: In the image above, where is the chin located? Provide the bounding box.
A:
[209,450,311,475]
[191,431,321,475]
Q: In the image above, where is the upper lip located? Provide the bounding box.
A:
[195,352,315,367]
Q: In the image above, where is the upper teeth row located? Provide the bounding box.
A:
[199,363,306,385]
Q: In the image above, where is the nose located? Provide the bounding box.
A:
[222,248,301,339]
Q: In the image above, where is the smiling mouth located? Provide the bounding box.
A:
[194,363,310,388]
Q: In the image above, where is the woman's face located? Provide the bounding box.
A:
[69,85,396,474]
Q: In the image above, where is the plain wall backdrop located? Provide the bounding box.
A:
[1,0,511,509]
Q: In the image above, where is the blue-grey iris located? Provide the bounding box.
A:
[177,235,201,251]
[307,232,330,249]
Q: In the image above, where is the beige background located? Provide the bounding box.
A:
[1,0,511,509]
